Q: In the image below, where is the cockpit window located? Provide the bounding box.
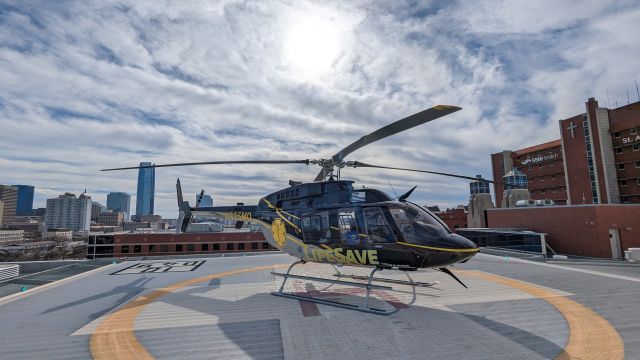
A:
[389,204,449,244]
[363,207,396,243]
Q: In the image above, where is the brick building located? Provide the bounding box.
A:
[434,207,468,232]
[87,231,276,259]
[487,205,640,259]
[492,98,640,206]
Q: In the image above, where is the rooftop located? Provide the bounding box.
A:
[513,139,562,156]
[1,252,638,359]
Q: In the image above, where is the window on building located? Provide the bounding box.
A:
[614,132,621,138]
[618,163,625,170]
[616,147,623,154]
[213,243,220,251]
[620,180,628,187]
[631,128,638,135]
[238,243,245,250]
[227,243,234,251]
[633,144,640,152]
[541,189,546,193]
[121,245,129,253]
[187,244,195,252]
[251,242,258,250]
[638,178,640,186]
[262,242,270,249]
[621,196,630,203]
[148,244,156,252]
[160,244,169,253]
[636,160,640,168]
[201,243,209,251]
[453,224,460,229]
[134,245,141,253]
[176,244,183,252]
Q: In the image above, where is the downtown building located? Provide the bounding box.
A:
[135,162,155,218]
[45,193,92,233]
[0,185,18,225]
[107,192,131,220]
[12,185,34,216]
[492,97,640,206]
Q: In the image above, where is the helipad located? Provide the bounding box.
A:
[1,252,639,359]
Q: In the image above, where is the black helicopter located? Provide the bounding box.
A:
[102,105,494,314]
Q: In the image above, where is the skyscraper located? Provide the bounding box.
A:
[12,185,34,216]
[136,162,155,217]
[107,192,131,220]
[0,185,18,225]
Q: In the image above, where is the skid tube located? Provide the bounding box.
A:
[271,260,397,315]
[333,266,439,288]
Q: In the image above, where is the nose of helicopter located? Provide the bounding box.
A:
[425,233,479,267]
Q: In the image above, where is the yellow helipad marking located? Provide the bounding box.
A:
[89,264,288,360]
[463,270,624,360]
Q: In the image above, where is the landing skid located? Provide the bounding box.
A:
[271,260,396,315]
[333,273,439,288]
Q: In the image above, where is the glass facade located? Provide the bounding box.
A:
[503,169,528,190]
[456,229,545,254]
[470,176,490,195]
[107,192,131,219]
[13,185,34,216]
[136,162,155,217]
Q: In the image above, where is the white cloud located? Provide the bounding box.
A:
[0,0,638,215]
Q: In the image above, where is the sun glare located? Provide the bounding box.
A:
[283,12,343,79]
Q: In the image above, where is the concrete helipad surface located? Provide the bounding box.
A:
[1,252,639,359]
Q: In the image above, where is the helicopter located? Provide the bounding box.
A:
[102,105,495,314]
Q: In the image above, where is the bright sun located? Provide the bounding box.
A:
[283,12,343,79]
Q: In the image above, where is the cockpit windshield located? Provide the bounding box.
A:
[389,203,450,244]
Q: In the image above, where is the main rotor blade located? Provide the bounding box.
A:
[101,159,310,171]
[333,105,461,162]
[314,105,461,181]
[348,161,497,183]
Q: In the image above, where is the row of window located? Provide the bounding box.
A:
[120,242,272,254]
[528,173,564,182]
[617,160,640,170]
[583,114,599,203]
[614,128,639,138]
[619,178,640,187]
[615,144,640,153]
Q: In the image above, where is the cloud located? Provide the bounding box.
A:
[0,0,638,216]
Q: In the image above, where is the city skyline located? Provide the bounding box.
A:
[1,1,639,218]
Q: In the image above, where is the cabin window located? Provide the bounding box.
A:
[302,214,324,244]
[336,209,360,246]
[363,207,396,243]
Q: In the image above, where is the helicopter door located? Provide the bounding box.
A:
[363,207,396,244]
[328,209,362,246]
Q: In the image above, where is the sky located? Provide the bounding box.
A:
[1,0,639,218]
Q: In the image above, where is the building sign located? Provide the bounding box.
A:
[111,261,205,275]
[622,135,640,144]
[521,152,559,165]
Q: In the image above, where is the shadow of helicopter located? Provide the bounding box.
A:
[41,277,153,320]
[138,275,565,360]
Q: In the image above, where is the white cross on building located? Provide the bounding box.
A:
[567,122,577,139]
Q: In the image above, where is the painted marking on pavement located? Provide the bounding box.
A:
[463,270,624,360]
[90,264,288,360]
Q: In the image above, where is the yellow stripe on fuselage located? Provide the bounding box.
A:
[396,241,480,253]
